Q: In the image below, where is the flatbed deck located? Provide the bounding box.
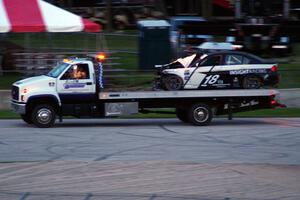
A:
[99,89,279,100]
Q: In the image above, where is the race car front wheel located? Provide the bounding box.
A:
[163,75,183,91]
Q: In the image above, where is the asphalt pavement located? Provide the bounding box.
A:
[0,118,300,199]
[0,118,299,163]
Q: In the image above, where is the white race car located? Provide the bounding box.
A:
[153,51,279,90]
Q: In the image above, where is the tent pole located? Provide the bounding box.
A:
[84,32,88,53]
[0,34,5,76]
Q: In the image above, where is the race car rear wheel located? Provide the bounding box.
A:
[188,103,212,126]
[243,76,262,89]
[163,75,183,91]
[176,108,189,123]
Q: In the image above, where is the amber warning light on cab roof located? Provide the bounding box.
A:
[96,52,106,62]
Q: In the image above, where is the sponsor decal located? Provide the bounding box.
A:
[63,80,86,89]
[49,82,55,87]
[230,69,266,75]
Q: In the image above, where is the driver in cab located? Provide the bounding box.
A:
[72,65,87,79]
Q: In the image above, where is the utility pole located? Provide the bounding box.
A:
[106,0,112,32]
[202,0,212,20]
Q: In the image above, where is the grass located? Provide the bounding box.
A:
[234,107,300,117]
[278,63,300,88]
[0,110,19,119]
[1,108,300,120]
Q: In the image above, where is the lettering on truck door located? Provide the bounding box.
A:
[56,63,96,103]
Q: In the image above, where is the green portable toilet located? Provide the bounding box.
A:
[138,20,171,70]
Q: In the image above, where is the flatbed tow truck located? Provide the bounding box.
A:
[11,56,283,128]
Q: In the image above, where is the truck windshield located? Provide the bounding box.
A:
[47,63,69,78]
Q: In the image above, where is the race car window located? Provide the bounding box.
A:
[199,55,222,66]
[243,57,251,64]
[225,55,242,65]
[225,55,251,65]
[60,64,90,80]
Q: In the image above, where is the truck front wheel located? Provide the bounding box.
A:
[188,103,212,126]
[21,114,33,124]
[31,104,56,128]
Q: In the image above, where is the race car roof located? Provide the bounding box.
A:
[204,51,274,64]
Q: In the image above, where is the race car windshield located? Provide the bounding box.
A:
[46,63,69,78]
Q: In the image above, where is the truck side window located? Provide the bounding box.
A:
[61,64,90,80]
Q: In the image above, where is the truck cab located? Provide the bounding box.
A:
[11,58,101,128]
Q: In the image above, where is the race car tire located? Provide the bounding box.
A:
[188,103,212,126]
[152,79,162,91]
[242,76,262,89]
[163,75,183,91]
[21,114,33,124]
[31,104,56,128]
[176,108,189,123]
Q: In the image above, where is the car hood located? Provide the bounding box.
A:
[14,75,55,87]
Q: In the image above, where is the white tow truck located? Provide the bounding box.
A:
[11,56,283,128]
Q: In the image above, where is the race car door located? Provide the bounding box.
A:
[57,63,96,103]
[184,54,223,89]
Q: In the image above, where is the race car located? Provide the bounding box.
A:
[153,51,279,90]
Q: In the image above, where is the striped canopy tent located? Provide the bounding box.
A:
[0,0,101,32]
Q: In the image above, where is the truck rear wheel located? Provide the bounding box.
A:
[188,103,212,126]
[31,104,56,128]
[21,114,33,124]
[176,108,189,123]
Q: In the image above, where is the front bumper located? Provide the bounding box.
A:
[11,101,26,115]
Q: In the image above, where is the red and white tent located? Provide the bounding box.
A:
[0,0,101,32]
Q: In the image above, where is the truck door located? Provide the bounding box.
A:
[57,62,96,103]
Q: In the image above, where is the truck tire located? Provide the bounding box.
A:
[31,104,56,128]
[176,108,189,123]
[188,103,212,126]
[21,114,33,124]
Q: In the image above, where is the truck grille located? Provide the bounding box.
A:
[11,86,19,101]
